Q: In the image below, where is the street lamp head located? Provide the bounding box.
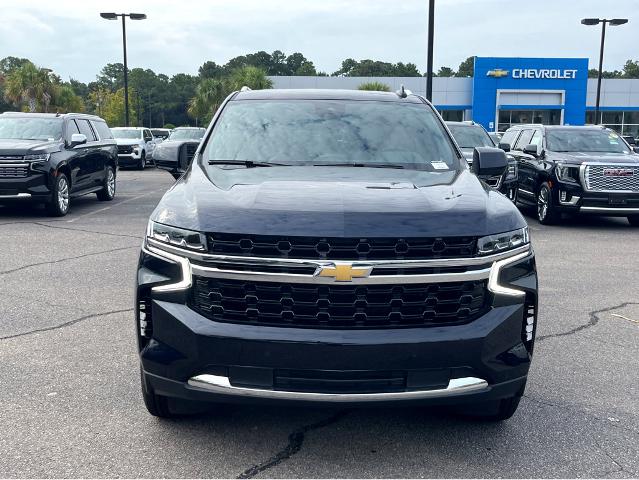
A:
[609,18,628,26]
[100,12,118,20]
[129,13,147,20]
[581,18,601,26]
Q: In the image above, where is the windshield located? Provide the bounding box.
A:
[112,129,141,139]
[203,100,460,171]
[151,129,170,138]
[447,124,494,149]
[0,117,63,141]
[169,129,205,140]
[547,129,631,153]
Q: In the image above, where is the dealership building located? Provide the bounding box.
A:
[269,57,639,137]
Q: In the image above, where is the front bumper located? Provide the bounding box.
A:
[554,182,639,216]
[118,153,142,166]
[0,170,52,202]
[136,245,537,406]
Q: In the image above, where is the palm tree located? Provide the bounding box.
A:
[187,78,227,124]
[227,66,273,91]
[4,62,55,112]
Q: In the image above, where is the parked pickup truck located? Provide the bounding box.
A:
[136,89,538,421]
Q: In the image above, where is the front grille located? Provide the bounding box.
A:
[0,164,29,178]
[208,234,477,260]
[585,164,639,192]
[118,145,133,154]
[191,277,488,329]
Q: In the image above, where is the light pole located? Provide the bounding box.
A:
[100,12,147,127]
[581,18,628,124]
[426,0,435,101]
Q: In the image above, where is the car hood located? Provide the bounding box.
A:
[0,139,61,156]
[115,139,141,146]
[151,164,526,238]
[548,151,639,165]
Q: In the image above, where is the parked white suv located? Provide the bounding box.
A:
[112,127,155,169]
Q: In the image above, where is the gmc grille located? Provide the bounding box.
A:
[584,164,639,192]
[191,277,488,329]
[207,234,477,260]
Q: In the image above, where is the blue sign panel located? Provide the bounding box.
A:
[472,57,589,131]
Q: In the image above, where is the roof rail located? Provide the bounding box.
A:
[240,86,252,92]
[395,85,412,98]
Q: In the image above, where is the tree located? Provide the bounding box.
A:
[96,63,124,91]
[286,52,317,76]
[4,61,56,112]
[99,88,137,127]
[588,68,623,79]
[436,66,455,77]
[357,81,391,92]
[52,84,84,113]
[0,56,30,75]
[332,58,420,77]
[198,61,224,79]
[188,78,226,124]
[227,66,273,91]
[622,60,639,79]
[394,62,420,76]
[456,56,475,77]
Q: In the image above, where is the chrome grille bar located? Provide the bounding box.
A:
[581,162,639,193]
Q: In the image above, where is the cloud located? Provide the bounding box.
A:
[1,0,637,82]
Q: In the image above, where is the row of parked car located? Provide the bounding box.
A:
[0,105,638,222]
[445,120,639,226]
[0,111,205,216]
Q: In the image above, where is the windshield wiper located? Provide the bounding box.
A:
[207,160,288,168]
[312,163,405,169]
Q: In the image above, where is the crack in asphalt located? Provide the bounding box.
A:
[0,308,134,341]
[537,302,639,342]
[0,220,143,240]
[0,245,139,276]
[237,410,350,479]
[593,439,628,476]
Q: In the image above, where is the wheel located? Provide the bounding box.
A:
[140,368,176,418]
[537,182,560,225]
[138,151,146,170]
[96,166,116,201]
[628,215,639,226]
[46,173,70,217]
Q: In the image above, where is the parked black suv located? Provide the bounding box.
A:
[446,121,518,202]
[136,89,538,421]
[0,112,118,216]
[499,124,639,225]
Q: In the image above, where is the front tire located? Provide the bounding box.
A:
[628,215,639,226]
[140,369,176,418]
[537,182,560,225]
[96,166,116,201]
[138,151,146,170]
[46,173,70,217]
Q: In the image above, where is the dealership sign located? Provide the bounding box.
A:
[487,68,579,79]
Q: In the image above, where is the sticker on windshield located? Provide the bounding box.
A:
[609,133,619,139]
[431,161,449,170]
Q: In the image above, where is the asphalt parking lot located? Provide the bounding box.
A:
[0,168,637,478]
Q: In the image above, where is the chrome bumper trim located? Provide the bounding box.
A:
[187,374,488,402]
[580,206,639,214]
[0,193,31,199]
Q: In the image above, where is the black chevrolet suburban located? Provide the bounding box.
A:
[136,89,538,421]
[0,112,117,216]
[499,124,639,225]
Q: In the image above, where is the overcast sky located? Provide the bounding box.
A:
[1,0,637,83]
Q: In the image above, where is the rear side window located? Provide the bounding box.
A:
[76,119,96,141]
[529,130,543,146]
[514,130,534,150]
[500,129,520,148]
[91,120,113,140]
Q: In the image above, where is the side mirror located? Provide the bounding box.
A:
[498,142,511,152]
[69,133,87,148]
[472,147,508,178]
[522,144,539,157]
[177,143,195,172]
[633,146,639,154]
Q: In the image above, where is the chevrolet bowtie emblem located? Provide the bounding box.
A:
[486,68,509,78]
[316,263,373,282]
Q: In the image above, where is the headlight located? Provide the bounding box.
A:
[146,220,207,251]
[504,160,518,181]
[477,227,529,256]
[24,153,50,162]
[555,163,580,184]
